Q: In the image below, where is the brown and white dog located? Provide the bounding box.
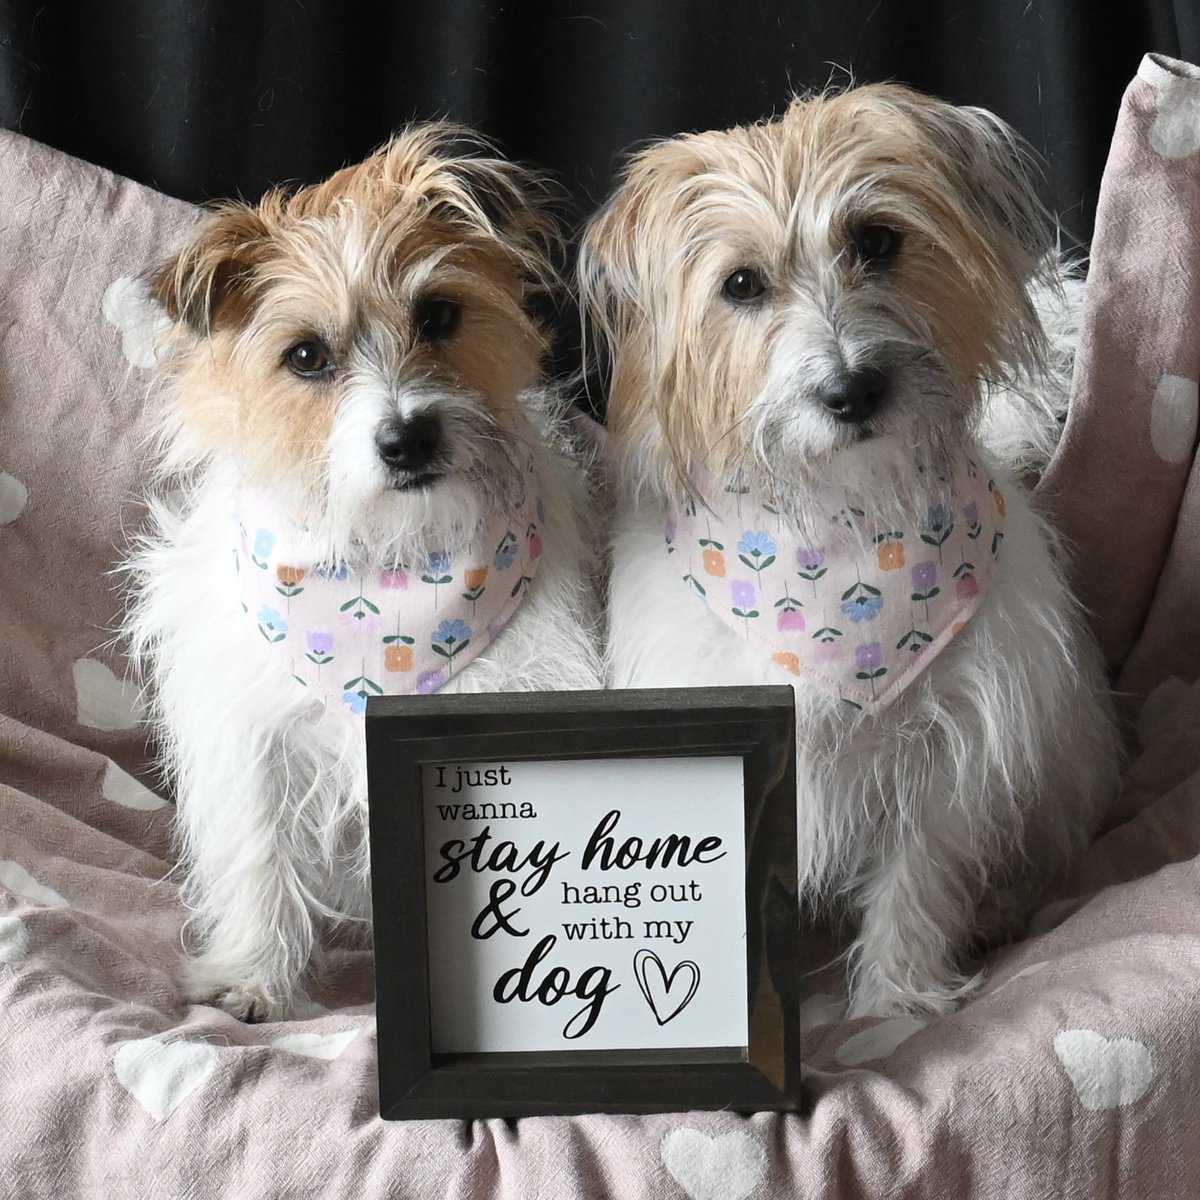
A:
[580,85,1118,1016]
[126,126,602,1021]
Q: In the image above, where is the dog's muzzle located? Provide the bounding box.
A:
[816,367,890,425]
[375,413,444,488]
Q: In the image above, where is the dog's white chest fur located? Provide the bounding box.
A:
[608,452,1118,1017]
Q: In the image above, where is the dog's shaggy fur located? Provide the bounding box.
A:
[581,85,1119,1016]
[126,126,602,1021]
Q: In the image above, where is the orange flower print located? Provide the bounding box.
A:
[464,567,489,591]
[993,487,1006,517]
[385,644,414,673]
[702,548,726,577]
[276,565,306,586]
[951,621,967,637]
[877,541,905,571]
[772,651,801,676]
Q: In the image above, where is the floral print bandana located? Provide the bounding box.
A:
[665,444,1007,713]
[235,484,544,714]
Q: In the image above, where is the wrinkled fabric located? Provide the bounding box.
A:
[3,53,1200,1195]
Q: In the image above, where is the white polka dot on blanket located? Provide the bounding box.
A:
[834,1016,927,1066]
[1148,83,1200,158]
[272,1029,360,1060]
[74,657,145,732]
[0,914,30,963]
[102,759,167,810]
[1150,374,1199,464]
[1053,1030,1155,1110]
[113,1038,219,1121]
[0,472,28,525]
[661,1129,766,1200]
[0,861,68,908]
[101,275,171,369]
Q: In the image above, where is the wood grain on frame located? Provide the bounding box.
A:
[366,685,802,1120]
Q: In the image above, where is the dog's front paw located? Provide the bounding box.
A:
[178,956,295,1023]
[847,963,983,1020]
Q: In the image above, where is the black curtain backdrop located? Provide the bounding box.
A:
[1,0,1196,385]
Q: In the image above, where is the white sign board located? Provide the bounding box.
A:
[423,755,748,1054]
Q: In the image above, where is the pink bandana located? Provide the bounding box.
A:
[665,444,1006,713]
[235,484,543,714]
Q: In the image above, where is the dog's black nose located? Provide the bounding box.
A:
[375,414,442,471]
[819,368,889,424]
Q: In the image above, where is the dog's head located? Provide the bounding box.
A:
[580,84,1053,501]
[150,124,558,552]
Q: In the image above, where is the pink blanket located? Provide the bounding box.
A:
[3,54,1200,1198]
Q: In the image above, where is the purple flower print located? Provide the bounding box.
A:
[731,580,757,607]
[856,642,884,672]
[797,547,826,571]
[306,629,333,655]
[379,569,408,590]
[777,609,806,633]
[963,500,979,527]
[305,627,334,667]
[911,561,938,591]
[417,669,446,695]
[342,691,367,715]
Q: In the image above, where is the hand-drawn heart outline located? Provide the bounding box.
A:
[633,948,700,1025]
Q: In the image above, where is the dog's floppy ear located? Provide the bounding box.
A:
[907,94,1055,266]
[148,202,274,333]
[578,139,705,366]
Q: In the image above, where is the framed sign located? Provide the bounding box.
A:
[366,685,801,1120]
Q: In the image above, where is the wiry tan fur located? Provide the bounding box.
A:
[126,126,602,1021]
[582,85,1119,1017]
[581,84,1054,497]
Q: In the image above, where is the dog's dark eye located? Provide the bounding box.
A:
[416,297,462,341]
[853,225,902,266]
[722,268,767,304]
[284,340,332,377]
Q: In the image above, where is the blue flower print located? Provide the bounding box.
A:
[253,529,276,559]
[257,604,288,643]
[737,530,778,576]
[342,691,367,715]
[431,618,472,665]
[737,531,778,557]
[841,594,884,623]
[314,563,351,582]
[421,550,453,606]
[494,531,519,571]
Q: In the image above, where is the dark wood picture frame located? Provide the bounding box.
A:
[366,685,801,1120]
